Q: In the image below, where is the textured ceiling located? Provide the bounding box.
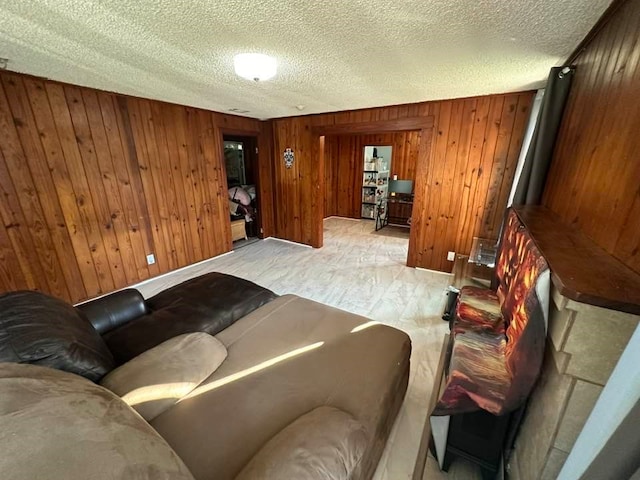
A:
[0,0,611,119]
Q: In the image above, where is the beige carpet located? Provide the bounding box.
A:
[136,217,481,479]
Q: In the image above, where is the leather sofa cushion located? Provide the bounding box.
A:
[0,291,114,381]
[101,333,227,421]
[0,363,194,480]
[235,406,368,480]
[104,272,277,363]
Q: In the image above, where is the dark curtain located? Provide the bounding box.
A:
[512,66,575,205]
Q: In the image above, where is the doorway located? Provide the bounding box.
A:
[323,133,417,247]
[223,134,261,248]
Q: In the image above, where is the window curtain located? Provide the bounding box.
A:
[511,66,575,205]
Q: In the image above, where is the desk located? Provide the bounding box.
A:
[376,195,413,231]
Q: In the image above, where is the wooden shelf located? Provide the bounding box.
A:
[514,206,640,315]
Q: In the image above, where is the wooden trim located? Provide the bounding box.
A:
[218,126,261,136]
[515,206,640,315]
[412,333,450,480]
[313,116,434,135]
[565,0,627,65]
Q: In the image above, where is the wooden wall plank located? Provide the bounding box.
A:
[198,109,232,254]
[23,77,103,297]
[63,85,128,290]
[0,71,261,302]
[184,107,215,259]
[169,106,204,261]
[543,0,640,275]
[1,74,81,300]
[107,94,156,280]
[257,120,276,237]
[46,82,116,294]
[454,97,491,259]
[0,146,32,291]
[81,90,143,285]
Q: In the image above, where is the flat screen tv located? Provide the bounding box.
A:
[389,179,413,195]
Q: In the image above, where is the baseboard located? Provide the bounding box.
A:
[266,237,313,248]
[324,216,361,222]
[416,266,454,277]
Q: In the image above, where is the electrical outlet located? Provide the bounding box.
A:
[447,251,456,261]
[146,253,156,265]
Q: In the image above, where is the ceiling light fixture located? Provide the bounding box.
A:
[233,53,277,82]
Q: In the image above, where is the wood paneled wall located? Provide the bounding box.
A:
[543,0,640,275]
[324,131,421,218]
[273,92,533,272]
[0,71,261,302]
[271,117,324,247]
[410,93,533,271]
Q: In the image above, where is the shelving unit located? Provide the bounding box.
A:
[361,146,392,220]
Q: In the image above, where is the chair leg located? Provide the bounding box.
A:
[442,450,455,472]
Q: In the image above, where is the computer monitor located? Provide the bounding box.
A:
[389,179,413,195]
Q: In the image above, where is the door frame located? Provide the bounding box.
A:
[312,117,434,266]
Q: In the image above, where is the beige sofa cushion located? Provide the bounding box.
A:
[101,332,227,421]
[151,295,411,480]
[236,406,368,480]
[0,362,194,480]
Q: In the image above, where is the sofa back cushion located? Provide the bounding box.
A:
[0,291,115,381]
[494,209,550,408]
[0,363,194,480]
[104,272,277,364]
[100,333,227,421]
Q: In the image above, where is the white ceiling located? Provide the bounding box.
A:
[0,0,611,120]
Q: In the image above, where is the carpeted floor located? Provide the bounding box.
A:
[136,217,481,479]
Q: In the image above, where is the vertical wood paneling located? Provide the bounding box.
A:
[63,86,129,290]
[544,0,640,275]
[2,74,83,299]
[273,91,534,271]
[271,116,323,247]
[257,120,276,238]
[0,71,261,302]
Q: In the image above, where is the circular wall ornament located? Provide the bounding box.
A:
[284,148,294,169]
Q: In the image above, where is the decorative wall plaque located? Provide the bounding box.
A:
[284,148,294,169]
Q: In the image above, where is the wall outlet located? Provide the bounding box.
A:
[447,251,456,261]
[146,253,156,265]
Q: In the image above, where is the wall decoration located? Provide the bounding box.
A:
[283,148,295,169]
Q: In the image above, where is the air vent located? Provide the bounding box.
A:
[229,108,250,114]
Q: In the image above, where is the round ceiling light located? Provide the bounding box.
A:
[233,53,277,82]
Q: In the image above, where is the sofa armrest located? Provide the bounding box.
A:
[76,289,147,335]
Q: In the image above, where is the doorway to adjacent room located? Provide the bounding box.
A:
[222,135,261,249]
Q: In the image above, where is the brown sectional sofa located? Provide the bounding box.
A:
[0,273,411,480]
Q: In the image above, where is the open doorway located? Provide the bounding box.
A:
[223,135,261,248]
[323,134,417,246]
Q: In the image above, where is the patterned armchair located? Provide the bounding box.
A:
[433,208,551,416]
